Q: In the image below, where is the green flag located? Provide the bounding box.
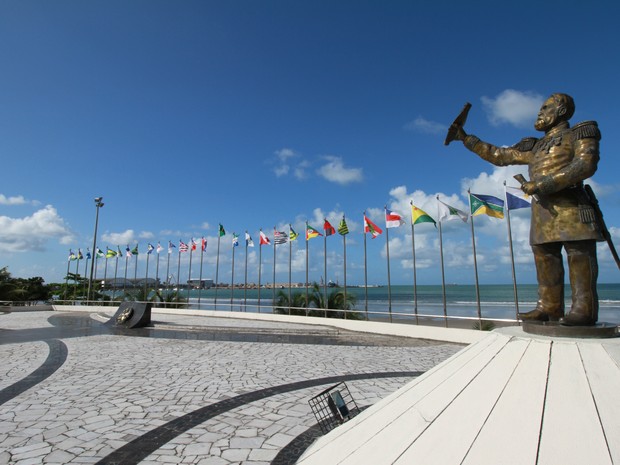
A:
[338,217,349,235]
[219,223,226,237]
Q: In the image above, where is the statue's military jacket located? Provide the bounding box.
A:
[465,121,603,245]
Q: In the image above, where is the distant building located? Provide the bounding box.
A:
[101,278,160,289]
[187,279,214,289]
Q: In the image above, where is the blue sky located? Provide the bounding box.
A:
[2,1,620,287]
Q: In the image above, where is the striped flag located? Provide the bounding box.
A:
[274,230,288,245]
[385,209,405,228]
[364,215,383,239]
[338,217,349,235]
[324,219,336,236]
[201,237,207,251]
[289,226,299,241]
[106,247,117,258]
[179,240,189,252]
[470,193,505,219]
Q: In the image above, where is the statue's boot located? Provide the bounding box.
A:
[560,242,598,326]
[519,245,564,322]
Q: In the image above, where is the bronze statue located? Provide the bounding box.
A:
[447,93,604,326]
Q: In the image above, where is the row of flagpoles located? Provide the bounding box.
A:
[65,183,532,322]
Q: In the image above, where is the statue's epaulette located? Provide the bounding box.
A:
[511,137,538,151]
[572,121,601,141]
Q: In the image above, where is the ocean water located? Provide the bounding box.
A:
[178,283,620,325]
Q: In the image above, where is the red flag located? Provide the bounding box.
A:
[323,219,336,236]
[259,230,271,245]
[364,215,383,239]
[201,237,207,251]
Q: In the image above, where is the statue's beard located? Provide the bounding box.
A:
[534,117,551,132]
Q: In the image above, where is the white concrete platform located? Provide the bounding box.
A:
[297,326,620,465]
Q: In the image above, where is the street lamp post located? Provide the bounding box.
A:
[87,197,104,303]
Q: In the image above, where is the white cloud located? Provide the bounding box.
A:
[102,229,136,245]
[0,205,74,252]
[316,156,363,185]
[0,194,28,206]
[404,116,446,135]
[481,89,544,128]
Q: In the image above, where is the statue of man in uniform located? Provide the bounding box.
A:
[451,93,602,326]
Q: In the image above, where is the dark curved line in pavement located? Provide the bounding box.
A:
[96,370,422,465]
[0,339,68,406]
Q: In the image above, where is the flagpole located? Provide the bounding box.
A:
[176,243,182,295]
[323,220,327,308]
[165,243,172,294]
[258,229,263,311]
[145,248,150,299]
[273,227,277,308]
[187,242,194,303]
[155,244,160,291]
[198,238,205,308]
[133,246,138,289]
[112,250,119,301]
[363,212,369,320]
[305,222,309,309]
[103,253,109,296]
[410,202,419,324]
[214,229,221,309]
[84,253,90,300]
[504,181,520,319]
[74,253,80,301]
[123,247,129,296]
[384,208,393,323]
[467,190,483,325]
[244,232,248,311]
[231,234,236,310]
[288,225,293,309]
[342,216,347,319]
[437,197,448,327]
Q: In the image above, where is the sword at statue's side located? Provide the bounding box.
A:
[584,184,620,270]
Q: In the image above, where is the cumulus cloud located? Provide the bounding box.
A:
[0,194,28,206]
[316,156,363,185]
[102,229,136,245]
[404,116,446,135]
[481,89,544,127]
[0,205,74,252]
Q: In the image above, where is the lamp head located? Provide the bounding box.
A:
[94,197,103,203]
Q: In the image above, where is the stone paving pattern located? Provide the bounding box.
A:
[0,310,462,464]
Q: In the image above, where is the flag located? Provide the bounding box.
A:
[68,250,77,261]
[245,232,254,247]
[470,193,505,219]
[85,249,91,260]
[323,219,336,236]
[274,230,288,245]
[156,242,164,254]
[117,246,123,257]
[306,224,322,240]
[437,199,468,223]
[131,244,139,255]
[385,209,405,228]
[106,247,116,258]
[506,185,532,210]
[147,243,155,255]
[259,230,271,245]
[411,203,436,226]
[219,224,226,237]
[364,215,383,238]
[338,217,349,235]
[232,233,239,247]
[96,248,105,258]
[168,241,176,254]
[201,237,207,251]
[191,238,197,251]
[179,240,189,252]
[289,226,299,241]
[125,246,132,257]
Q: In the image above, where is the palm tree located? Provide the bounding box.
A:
[307,283,361,319]
[273,290,308,316]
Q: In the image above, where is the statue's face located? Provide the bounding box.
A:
[534,97,561,132]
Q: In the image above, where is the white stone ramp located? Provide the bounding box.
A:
[297,326,620,465]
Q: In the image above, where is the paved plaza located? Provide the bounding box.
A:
[0,308,462,465]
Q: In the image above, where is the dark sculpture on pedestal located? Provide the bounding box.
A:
[446,93,616,327]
